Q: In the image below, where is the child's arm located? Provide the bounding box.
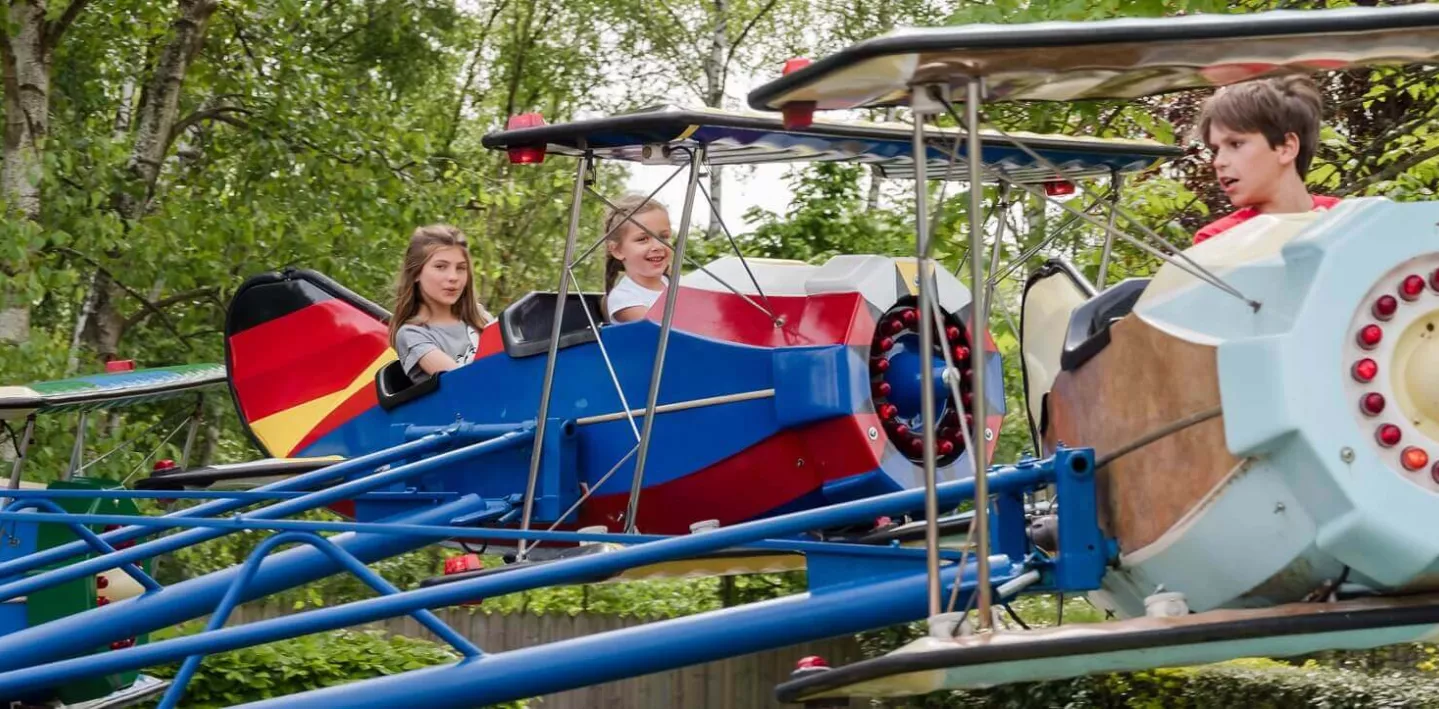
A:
[610,305,647,323]
[396,325,458,380]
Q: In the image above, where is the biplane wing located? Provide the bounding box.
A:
[747,4,1439,112]
[482,104,1180,183]
[0,363,227,421]
[776,593,1439,702]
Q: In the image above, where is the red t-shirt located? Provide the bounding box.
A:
[1193,195,1342,245]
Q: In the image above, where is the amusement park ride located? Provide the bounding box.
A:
[2,3,1439,707]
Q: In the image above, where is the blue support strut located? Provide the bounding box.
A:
[0,494,489,674]
[252,557,1026,709]
[159,531,482,709]
[0,499,161,593]
[0,429,459,580]
[0,459,1058,690]
[0,428,533,604]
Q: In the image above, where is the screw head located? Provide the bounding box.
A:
[867,427,879,440]
[1340,447,1356,463]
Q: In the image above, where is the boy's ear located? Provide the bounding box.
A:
[1277,132,1301,166]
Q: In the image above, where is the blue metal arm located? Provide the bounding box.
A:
[0,494,491,674]
[0,489,461,503]
[159,531,482,709]
[0,428,534,603]
[0,510,973,562]
[0,429,459,580]
[0,498,161,593]
[0,455,1064,690]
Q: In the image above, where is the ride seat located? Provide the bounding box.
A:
[1059,277,1152,372]
[501,291,606,358]
[376,359,440,411]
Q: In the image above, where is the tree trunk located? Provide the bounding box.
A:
[865,109,897,211]
[0,1,52,344]
[87,0,219,361]
[703,0,727,238]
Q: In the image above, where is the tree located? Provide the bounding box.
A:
[0,0,92,344]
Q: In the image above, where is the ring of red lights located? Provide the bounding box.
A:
[868,298,974,466]
[1344,259,1439,483]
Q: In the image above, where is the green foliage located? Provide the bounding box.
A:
[480,567,806,617]
[716,162,914,263]
[915,658,1439,708]
[141,626,526,708]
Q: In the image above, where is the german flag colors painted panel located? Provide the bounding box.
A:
[225,269,392,458]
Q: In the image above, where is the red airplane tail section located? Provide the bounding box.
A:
[224,269,394,458]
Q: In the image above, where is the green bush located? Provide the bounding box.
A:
[142,626,526,708]
[888,658,1439,708]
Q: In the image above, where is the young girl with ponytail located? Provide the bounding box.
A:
[601,194,674,323]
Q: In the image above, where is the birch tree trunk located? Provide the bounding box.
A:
[703,0,727,238]
[86,0,220,361]
[0,1,52,344]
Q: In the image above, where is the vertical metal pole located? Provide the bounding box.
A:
[966,77,993,631]
[1097,169,1123,289]
[623,148,704,534]
[984,184,1010,306]
[518,154,592,558]
[2,415,36,507]
[64,412,87,480]
[179,395,204,470]
[911,104,942,619]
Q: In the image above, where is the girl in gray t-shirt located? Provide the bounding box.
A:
[387,224,495,384]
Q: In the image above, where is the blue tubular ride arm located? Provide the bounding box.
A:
[0,512,971,562]
[0,428,535,603]
[159,531,483,709]
[0,499,161,593]
[0,494,490,674]
[0,430,459,580]
[0,458,1059,690]
[0,490,460,502]
[240,559,1021,708]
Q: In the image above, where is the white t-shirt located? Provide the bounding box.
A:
[606,275,667,321]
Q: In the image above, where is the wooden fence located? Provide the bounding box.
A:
[225,604,875,709]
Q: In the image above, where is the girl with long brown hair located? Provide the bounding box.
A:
[601,193,674,322]
[389,224,495,383]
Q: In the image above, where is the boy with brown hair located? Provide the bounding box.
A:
[1191,74,1339,244]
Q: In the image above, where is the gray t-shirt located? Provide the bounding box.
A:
[395,321,475,383]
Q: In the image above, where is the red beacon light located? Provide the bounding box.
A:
[505,112,547,165]
[1043,180,1076,197]
[104,359,135,373]
[153,459,177,473]
[779,58,816,130]
[796,655,828,670]
[1402,447,1429,472]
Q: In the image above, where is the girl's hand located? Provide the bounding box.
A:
[417,349,461,375]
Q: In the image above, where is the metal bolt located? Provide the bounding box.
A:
[1340,447,1355,464]
[984,428,994,442]
[1274,502,1286,514]
[796,458,805,467]
[867,427,879,441]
